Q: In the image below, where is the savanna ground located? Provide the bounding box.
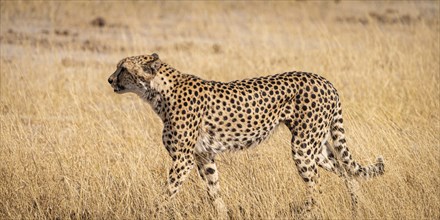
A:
[0,1,439,219]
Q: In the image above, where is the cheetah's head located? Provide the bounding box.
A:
[108,53,161,94]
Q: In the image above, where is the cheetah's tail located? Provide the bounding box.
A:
[331,107,385,179]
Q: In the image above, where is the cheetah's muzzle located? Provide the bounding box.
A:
[113,85,125,93]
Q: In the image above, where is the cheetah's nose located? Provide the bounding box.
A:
[108,78,113,84]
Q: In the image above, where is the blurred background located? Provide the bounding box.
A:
[0,1,438,219]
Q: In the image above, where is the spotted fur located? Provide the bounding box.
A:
[108,53,385,217]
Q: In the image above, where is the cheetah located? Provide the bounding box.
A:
[107,53,384,217]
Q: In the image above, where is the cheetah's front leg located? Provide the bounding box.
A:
[155,151,195,216]
[168,152,195,197]
[195,152,227,218]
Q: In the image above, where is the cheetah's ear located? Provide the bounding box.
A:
[151,53,159,60]
[150,60,161,73]
[150,54,161,73]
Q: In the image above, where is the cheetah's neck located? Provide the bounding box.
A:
[150,63,185,95]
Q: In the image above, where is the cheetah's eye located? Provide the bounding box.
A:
[119,67,129,76]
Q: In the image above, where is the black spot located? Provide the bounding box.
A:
[206,168,216,174]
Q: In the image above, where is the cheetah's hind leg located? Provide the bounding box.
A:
[316,140,359,218]
[290,138,322,216]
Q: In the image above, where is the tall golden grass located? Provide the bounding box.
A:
[0,1,439,219]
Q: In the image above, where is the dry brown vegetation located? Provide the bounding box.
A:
[1,1,439,219]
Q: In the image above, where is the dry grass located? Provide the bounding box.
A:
[0,1,439,219]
